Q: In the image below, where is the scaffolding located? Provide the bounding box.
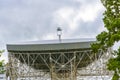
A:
[7,39,113,80]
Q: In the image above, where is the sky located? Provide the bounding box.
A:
[0,0,105,62]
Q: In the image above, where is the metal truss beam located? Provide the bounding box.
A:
[8,48,113,80]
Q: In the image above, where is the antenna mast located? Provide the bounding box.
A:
[57,27,62,43]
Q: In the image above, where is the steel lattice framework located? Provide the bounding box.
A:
[7,39,113,80]
[7,48,113,80]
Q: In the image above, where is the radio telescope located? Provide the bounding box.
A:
[6,38,113,80]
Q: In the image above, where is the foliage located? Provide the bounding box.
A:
[91,0,120,79]
[0,50,5,74]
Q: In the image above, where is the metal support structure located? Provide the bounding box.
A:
[57,27,62,43]
[8,48,113,80]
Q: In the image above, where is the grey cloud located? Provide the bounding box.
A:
[0,0,105,62]
[71,12,104,38]
[0,0,104,45]
[0,0,70,42]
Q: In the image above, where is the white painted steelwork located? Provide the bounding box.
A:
[6,39,113,80]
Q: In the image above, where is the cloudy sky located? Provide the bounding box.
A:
[0,0,105,62]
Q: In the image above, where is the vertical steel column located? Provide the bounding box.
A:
[8,52,12,80]
[73,52,76,80]
[28,53,30,80]
[9,53,18,80]
[49,53,53,80]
